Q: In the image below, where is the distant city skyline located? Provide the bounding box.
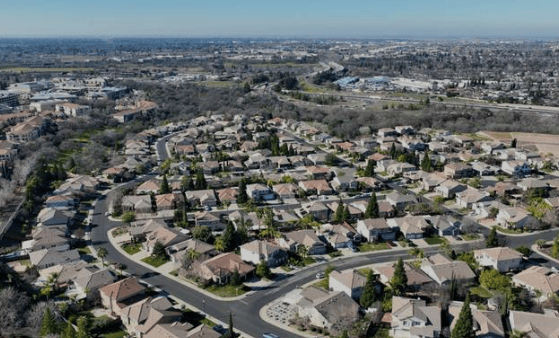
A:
[2,0,558,38]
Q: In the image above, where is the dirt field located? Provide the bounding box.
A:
[481,131,559,157]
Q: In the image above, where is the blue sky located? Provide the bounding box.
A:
[1,0,557,38]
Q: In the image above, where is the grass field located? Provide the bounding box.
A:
[204,284,248,298]
[424,236,448,245]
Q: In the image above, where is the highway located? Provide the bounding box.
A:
[88,133,559,338]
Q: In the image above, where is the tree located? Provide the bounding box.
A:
[486,227,499,248]
[343,205,350,222]
[421,152,432,172]
[551,237,559,259]
[159,174,170,194]
[409,247,425,259]
[194,170,207,190]
[360,270,378,308]
[334,202,345,223]
[214,237,226,252]
[489,207,499,219]
[40,308,57,337]
[76,316,90,338]
[256,259,272,279]
[451,294,474,338]
[365,193,379,218]
[227,312,235,338]
[243,82,251,93]
[515,246,532,257]
[237,180,248,204]
[97,247,108,266]
[364,160,375,177]
[480,269,510,291]
[230,269,241,286]
[152,241,167,259]
[62,321,75,338]
[390,258,408,296]
[121,211,135,224]
[221,221,236,252]
[297,245,309,260]
[192,226,212,242]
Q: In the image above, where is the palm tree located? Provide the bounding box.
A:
[97,247,108,266]
[187,249,201,261]
[214,237,226,252]
[297,245,309,260]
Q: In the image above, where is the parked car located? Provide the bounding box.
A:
[263,333,280,338]
[213,325,225,333]
[316,272,325,279]
[348,243,358,252]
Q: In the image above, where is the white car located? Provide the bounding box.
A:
[315,272,325,279]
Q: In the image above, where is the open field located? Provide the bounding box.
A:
[0,67,94,73]
[482,131,559,157]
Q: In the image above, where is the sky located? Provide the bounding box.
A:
[1,0,558,38]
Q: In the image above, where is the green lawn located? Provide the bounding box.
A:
[496,227,524,235]
[101,330,126,338]
[303,256,316,265]
[78,247,91,255]
[204,284,248,298]
[359,242,390,252]
[424,236,448,245]
[462,233,480,241]
[141,256,169,267]
[470,286,493,298]
[328,251,343,258]
[111,227,128,237]
[121,243,142,255]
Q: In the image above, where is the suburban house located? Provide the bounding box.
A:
[421,257,476,285]
[144,225,189,253]
[279,229,327,255]
[45,195,76,209]
[435,180,467,199]
[240,240,287,267]
[428,216,460,236]
[508,310,559,338]
[385,192,418,212]
[474,247,524,272]
[376,263,435,292]
[136,180,161,195]
[447,302,504,338]
[29,248,80,270]
[356,218,395,242]
[298,180,333,195]
[167,238,217,265]
[320,223,355,248]
[444,163,474,179]
[331,174,359,192]
[185,190,217,207]
[100,277,147,317]
[272,183,298,199]
[246,183,275,201]
[304,201,331,221]
[216,187,238,203]
[22,227,68,253]
[155,193,184,211]
[391,296,441,338]
[193,212,223,230]
[512,266,559,300]
[122,195,153,214]
[306,166,332,180]
[455,188,493,209]
[143,323,220,338]
[197,252,254,284]
[388,216,432,239]
[72,268,116,298]
[328,269,367,299]
[496,206,539,229]
[471,161,500,176]
[501,160,531,176]
[296,287,360,333]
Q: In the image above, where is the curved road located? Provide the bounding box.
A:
[90,135,559,338]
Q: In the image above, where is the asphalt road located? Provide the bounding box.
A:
[88,134,559,338]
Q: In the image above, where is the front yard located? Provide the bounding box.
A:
[204,284,249,298]
[496,226,525,235]
[141,256,169,267]
[423,236,448,245]
[358,242,390,252]
[121,243,142,255]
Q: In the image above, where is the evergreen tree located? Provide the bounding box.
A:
[551,237,559,259]
[62,321,75,338]
[486,227,499,248]
[228,312,235,338]
[422,152,432,172]
[221,221,236,252]
[230,269,241,286]
[159,174,170,194]
[334,202,345,223]
[360,270,378,308]
[365,193,379,218]
[390,143,397,159]
[390,258,408,295]
[237,179,248,204]
[511,138,517,148]
[343,205,350,222]
[364,160,375,177]
[76,316,90,338]
[256,259,272,279]
[451,294,474,338]
[195,170,207,190]
[40,308,57,337]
